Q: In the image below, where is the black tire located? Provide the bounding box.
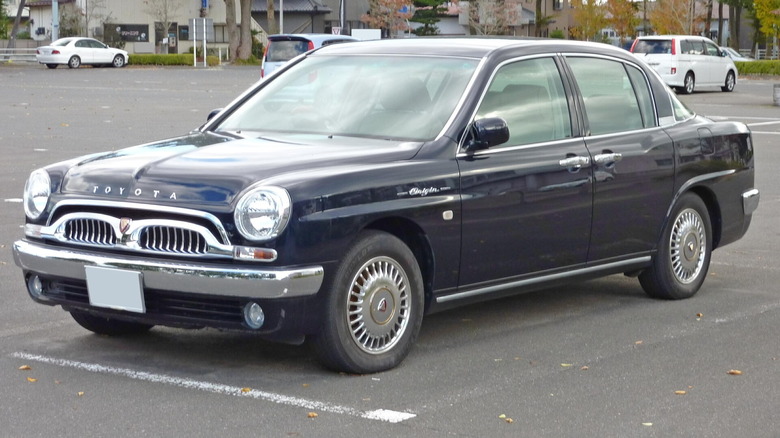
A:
[310,231,424,374]
[639,193,712,300]
[112,55,125,68]
[67,56,81,69]
[70,310,154,336]
[721,71,736,92]
[45,64,57,69]
[679,72,695,94]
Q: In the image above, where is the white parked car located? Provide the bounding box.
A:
[721,46,754,62]
[261,34,358,78]
[630,35,737,94]
[36,37,129,69]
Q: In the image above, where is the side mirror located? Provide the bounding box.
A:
[207,108,223,121]
[464,117,510,152]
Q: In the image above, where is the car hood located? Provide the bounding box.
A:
[60,132,422,206]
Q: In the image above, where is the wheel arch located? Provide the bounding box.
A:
[364,217,436,313]
[681,185,722,249]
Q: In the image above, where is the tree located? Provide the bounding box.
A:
[754,0,780,41]
[411,0,444,36]
[570,0,607,41]
[224,0,239,61]
[236,0,252,59]
[606,0,639,46]
[361,0,413,37]
[648,0,700,35]
[143,0,185,54]
[6,0,26,49]
[0,0,8,39]
[267,0,278,34]
[460,0,522,35]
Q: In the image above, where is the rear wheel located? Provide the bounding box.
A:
[70,310,154,336]
[721,71,736,92]
[67,56,81,69]
[639,193,712,300]
[310,231,424,374]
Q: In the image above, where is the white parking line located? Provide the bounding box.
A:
[11,352,416,424]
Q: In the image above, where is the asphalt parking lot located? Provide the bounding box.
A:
[1,64,779,437]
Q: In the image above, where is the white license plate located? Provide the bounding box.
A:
[85,266,145,313]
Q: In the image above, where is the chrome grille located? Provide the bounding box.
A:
[64,218,117,246]
[139,225,208,255]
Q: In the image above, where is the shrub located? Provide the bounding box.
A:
[128,54,220,67]
[735,60,780,76]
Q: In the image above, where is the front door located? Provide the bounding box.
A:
[457,56,593,288]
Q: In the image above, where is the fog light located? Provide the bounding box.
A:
[27,275,44,299]
[243,302,265,329]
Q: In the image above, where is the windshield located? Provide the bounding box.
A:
[216,55,479,141]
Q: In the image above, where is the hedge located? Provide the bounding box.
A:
[128,54,220,67]
[735,60,780,76]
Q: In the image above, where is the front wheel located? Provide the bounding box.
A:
[45,64,57,69]
[721,71,736,92]
[310,231,424,374]
[678,72,695,94]
[639,193,712,300]
[70,310,154,336]
[112,55,126,68]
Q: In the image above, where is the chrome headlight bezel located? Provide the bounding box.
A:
[233,185,292,242]
[24,169,51,220]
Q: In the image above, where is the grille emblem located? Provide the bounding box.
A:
[119,217,132,235]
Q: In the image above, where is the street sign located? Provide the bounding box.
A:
[189,18,215,42]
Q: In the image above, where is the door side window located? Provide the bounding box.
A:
[705,41,720,56]
[567,57,648,135]
[475,57,571,147]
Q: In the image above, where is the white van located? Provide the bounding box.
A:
[630,35,737,94]
[261,34,358,78]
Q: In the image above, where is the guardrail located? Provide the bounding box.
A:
[0,48,38,63]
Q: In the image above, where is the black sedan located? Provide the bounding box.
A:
[14,38,759,373]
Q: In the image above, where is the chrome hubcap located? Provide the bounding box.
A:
[670,208,706,284]
[347,256,411,354]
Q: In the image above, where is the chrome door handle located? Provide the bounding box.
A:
[559,156,590,169]
[593,153,623,165]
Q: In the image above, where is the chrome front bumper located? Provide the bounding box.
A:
[13,239,324,300]
[743,188,760,216]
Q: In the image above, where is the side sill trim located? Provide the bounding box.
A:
[436,256,652,304]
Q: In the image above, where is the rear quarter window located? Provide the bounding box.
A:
[267,41,309,62]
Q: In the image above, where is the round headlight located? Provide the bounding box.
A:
[24,169,51,220]
[234,186,291,241]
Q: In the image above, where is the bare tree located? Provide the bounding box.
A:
[236,0,253,59]
[143,0,185,53]
[7,0,27,49]
[224,0,240,60]
[267,0,278,34]
[461,0,520,35]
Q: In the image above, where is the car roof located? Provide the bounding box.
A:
[637,35,714,42]
[313,37,633,60]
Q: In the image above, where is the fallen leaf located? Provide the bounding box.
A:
[504,418,514,424]
[580,366,589,371]
[60,123,70,127]
[26,377,37,383]
[77,392,85,397]
[642,422,653,427]
[498,414,507,419]
[674,390,687,395]
[302,383,310,388]
[635,340,644,345]
[18,365,32,371]
[561,363,573,367]
[696,313,703,318]
[727,370,743,376]
[307,412,318,419]
[241,387,252,393]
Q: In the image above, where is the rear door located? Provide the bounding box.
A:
[457,56,593,287]
[565,55,675,262]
